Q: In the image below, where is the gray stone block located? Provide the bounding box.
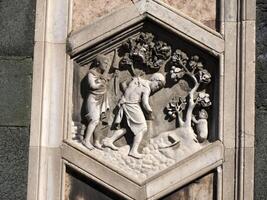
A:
[256,83,267,109]
[0,0,36,56]
[0,127,29,200]
[255,111,267,200]
[255,0,267,199]
[0,57,32,126]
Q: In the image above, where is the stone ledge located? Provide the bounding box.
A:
[62,140,223,199]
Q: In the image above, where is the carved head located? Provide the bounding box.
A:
[91,54,109,73]
[149,73,166,92]
[199,109,208,119]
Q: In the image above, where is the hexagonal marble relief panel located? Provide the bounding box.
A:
[65,1,224,199]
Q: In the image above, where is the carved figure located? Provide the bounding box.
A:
[82,54,110,150]
[167,50,212,128]
[158,49,212,148]
[192,109,208,142]
[103,73,166,159]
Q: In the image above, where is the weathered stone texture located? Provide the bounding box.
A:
[0,0,35,199]
[255,113,267,199]
[72,0,218,32]
[161,0,217,30]
[160,173,214,200]
[0,0,36,56]
[65,167,214,200]
[72,0,132,31]
[65,167,123,200]
[0,57,32,126]
[0,127,29,200]
[255,0,267,199]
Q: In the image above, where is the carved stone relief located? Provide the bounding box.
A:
[71,31,218,181]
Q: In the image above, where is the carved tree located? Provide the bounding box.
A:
[167,50,212,129]
[119,32,172,73]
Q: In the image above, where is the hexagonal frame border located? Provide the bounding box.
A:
[65,1,225,198]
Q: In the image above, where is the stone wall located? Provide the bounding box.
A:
[0,0,35,199]
[72,0,218,32]
[0,0,266,199]
[255,0,267,199]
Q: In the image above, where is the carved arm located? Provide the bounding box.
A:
[142,90,153,113]
[88,73,105,89]
[192,115,199,124]
[120,79,131,93]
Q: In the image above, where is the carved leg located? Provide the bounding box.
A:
[102,128,126,150]
[83,119,99,150]
[94,140,103,150]
[129,130,145,159]
[93,124,104,150]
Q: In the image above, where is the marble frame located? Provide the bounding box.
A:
[27,0,255,199]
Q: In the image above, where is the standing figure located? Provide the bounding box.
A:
[103,73,166,159]
[82,54,110,150]
[192,109,208,142]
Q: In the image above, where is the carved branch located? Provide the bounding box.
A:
[184,72,199,127]
[177,111,184,127]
